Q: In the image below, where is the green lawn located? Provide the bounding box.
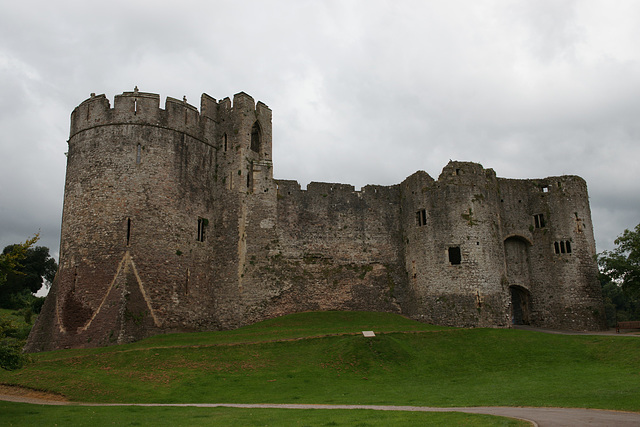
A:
[0,401,528,426]
[1,311,639,421]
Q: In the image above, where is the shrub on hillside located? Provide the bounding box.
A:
[0,313,30,370]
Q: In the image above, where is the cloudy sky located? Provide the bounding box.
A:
[1,0,639,269]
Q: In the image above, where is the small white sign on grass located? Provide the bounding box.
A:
[362,331,375,337]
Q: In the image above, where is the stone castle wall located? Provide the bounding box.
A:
[25,89,606,352]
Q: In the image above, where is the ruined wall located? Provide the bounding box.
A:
[399,161,605,331]
[498,176,605,330]
[26,89,606,352]
[401,163,510,327]
[242,181,407,321]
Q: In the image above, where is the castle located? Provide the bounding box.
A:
[26,89,606,351]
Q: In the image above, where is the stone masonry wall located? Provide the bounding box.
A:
[243,181,407,322]
[25,89,606,352]
[401,163,510,327]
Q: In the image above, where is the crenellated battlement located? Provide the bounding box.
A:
[70,89,203,140]
[276,180,358,200]
[70,89,272,143]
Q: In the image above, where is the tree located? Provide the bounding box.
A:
[598,223,640,324]
[0,235,57,310]
[598,223,640,297]
[0,234,38,288]
[0,235,41,370]
[599,274,640,326]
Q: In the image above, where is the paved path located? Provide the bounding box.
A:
[3,394,640,427]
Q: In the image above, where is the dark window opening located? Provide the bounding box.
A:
[533,213,545,228]
[247,171,253,191]
[126,218,131,246]
[448,246,461,265]
[223,134,228,152]
[554,240,573,254]
[416,209,427,226]
[510,286,531,325]
[251,121,261,152]
[197,218,207,242]
[455,168,461,175]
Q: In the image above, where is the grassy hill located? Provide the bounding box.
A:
[1,311,639,423]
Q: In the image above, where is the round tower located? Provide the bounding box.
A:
[26,89,273,351]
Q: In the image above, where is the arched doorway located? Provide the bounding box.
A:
[510,285,531,325]
[504,236,531,285]
[504,236,533,326]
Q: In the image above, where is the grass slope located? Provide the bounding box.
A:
[0,402,528,427]
[1,311,639,412]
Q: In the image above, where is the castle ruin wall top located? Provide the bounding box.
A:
[69,89,271,145]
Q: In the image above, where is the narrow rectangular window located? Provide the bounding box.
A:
[448,246,461,265]
[565,241,572,254]
[560,241,566,253]
[533,214,545,229]
[416,209,426,226]
[126,218,131,246]
[554,242,560,254]
[197,218,208,242]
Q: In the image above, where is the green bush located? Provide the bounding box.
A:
[0,312,31,370]
[0,337,28,370]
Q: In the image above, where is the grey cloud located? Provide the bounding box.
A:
[1,0,639,260]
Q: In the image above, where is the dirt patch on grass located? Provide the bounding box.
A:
[0,384,67,402]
